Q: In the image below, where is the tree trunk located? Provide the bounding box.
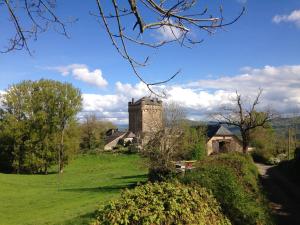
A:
[242,141,248,153]
[44,164,48,175]
[59,128,65,174]
[241,130,249,153]
[240,129,249,154]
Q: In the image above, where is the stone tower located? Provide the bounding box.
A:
[128,97,163,137]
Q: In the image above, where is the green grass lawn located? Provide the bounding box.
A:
[0,154,147,225]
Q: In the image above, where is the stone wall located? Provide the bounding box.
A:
[128,98,163,137]
[206,135,243,155]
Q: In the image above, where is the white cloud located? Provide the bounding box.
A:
[79,64,300,124]
[0,90,5,108]
[273,9,300,27]
[155,19,184,41]
[3,64,300,124]
[80,82,150,124]
[187,65,300,113]
[115,81,149,98]
[49,64,108,88]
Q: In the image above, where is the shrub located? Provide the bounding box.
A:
[295,148,300,175]
[276,147,300,185]
[180,152,273,225]
[251,148,273,164]
[211,153,259,193]
[128,143,139,154]
[295,147,300,161]
[148,168,174,182]
[93,182,231,225]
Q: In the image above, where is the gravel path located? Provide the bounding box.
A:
[256,163,300,225]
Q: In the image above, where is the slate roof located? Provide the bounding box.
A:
[105,130,136,145]
[105,131,126,144]
[206,124,234,138]
[123,131,135,139]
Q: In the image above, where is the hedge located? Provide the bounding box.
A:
[92,181,231,225]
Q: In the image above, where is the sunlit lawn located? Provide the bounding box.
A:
[0,154,147,225]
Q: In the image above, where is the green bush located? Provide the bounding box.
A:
[180,152,273,225]
[211,152,259,193]
[93,182,231,225]
[251,148,273,164]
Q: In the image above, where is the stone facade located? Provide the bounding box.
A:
[128,97,163,138]
[206,124,243,155]
[206,135,243,155]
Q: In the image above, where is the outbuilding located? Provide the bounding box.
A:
[206,124,243,155]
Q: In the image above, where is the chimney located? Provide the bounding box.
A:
[132,98,134,103]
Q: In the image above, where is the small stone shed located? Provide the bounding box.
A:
[206,124,243,155]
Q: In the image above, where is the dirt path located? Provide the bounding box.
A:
[256,163,300,225]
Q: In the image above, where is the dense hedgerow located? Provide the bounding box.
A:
[92,182,231,225]
[181,152,273,225]
[276,147,300,185]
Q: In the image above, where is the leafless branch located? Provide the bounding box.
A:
[94,0,245,96]
[1,1,245,96]
[212,89,274,153]
[1,0,70,55]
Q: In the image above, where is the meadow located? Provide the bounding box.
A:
[0,154,147,225]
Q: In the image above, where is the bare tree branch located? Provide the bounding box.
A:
[94,0,245,96]
[213,89,274,153]
[1,1,245,96]
[1,0,70,54]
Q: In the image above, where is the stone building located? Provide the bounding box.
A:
[104,97,163,150]
[206,124,243,155]
[128,97,163,138]
[104,128,136,150]
[104,129,126,150]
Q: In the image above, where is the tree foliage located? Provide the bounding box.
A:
[250,122,278,163]
[182,125,207,160]
[79,114,116,153]
[0,79,82,174]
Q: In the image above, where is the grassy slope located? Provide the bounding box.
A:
[0,154,147,225]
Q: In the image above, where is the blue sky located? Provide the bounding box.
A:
[1,0,300,124]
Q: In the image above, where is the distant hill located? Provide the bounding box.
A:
[117,124,128,131]
[271,116,300,138]
[118,117,300,139]
[185,117,300,139]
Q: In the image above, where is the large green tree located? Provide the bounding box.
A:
[0,79,82,174]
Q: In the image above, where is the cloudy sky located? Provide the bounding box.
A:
[1,0,300,124]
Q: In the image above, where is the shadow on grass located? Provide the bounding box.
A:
[115,174,148,180]
[63,211,95,225]
[62,182,138,193]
